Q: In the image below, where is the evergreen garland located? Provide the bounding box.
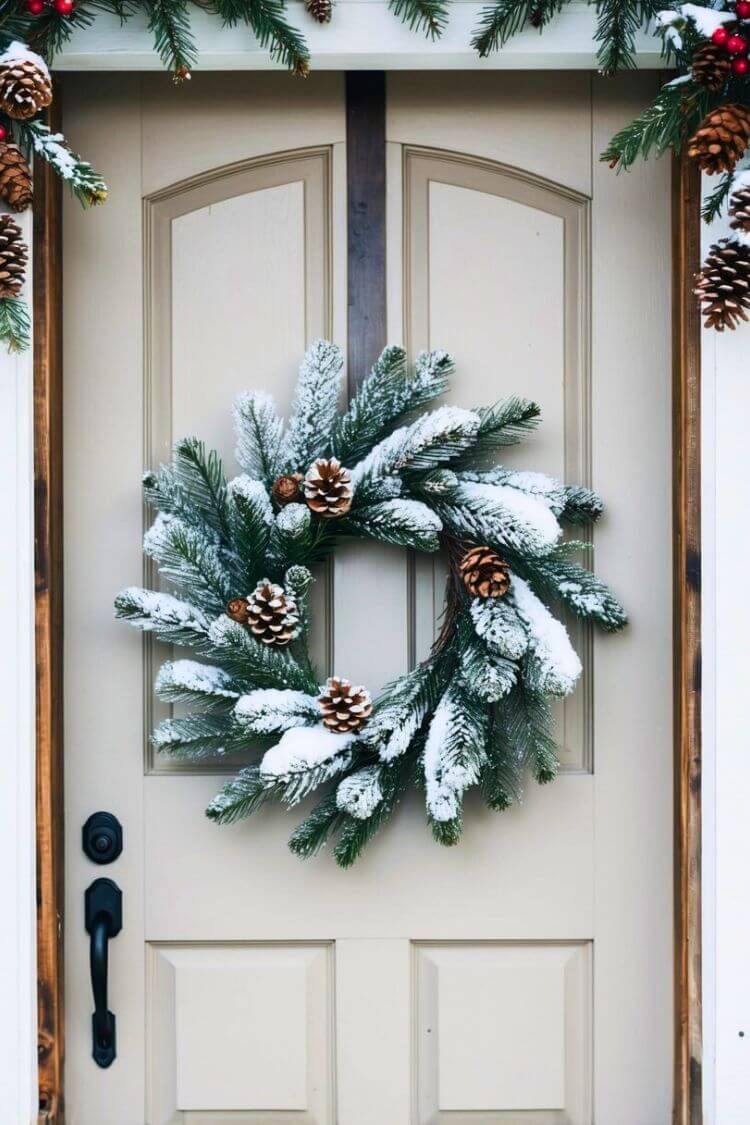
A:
[116,341,626,866]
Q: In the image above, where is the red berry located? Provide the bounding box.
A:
[53,0,74,13]
[713,26,730,46]
[727,33,749,54]
[737,1,750,17]
[0,125,7,143]
[26,0,45,12]
[732,55,750,75]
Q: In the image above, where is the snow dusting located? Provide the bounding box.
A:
[470,597,529,659]
[260,725,355,780]
[336,766,384,819]
[234,689,319,734]
[156,660,237,699]
[510,576,582,696]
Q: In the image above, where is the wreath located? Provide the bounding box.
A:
[115,341,626,867]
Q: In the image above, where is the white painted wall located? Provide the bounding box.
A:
[700,202,750,1125]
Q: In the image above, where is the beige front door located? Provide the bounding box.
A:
[63,71,672,1124]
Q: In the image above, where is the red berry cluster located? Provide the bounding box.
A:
[713,8,750,77]
[26,0,75,14]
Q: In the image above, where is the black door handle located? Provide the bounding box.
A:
[85,878,122,1068]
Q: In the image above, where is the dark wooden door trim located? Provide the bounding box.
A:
[34,99,65,1125]
[34,76,704,1124]
[672,150,703,1125]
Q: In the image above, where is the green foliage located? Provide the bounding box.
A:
[388,0,449,39]
[497,683,559,784]
[227,479,273,589]
[154,660,242,708]
[206,766,277,825]
[114,587,210,648]
[288,793,346,858]
[472,0,566,59]
[207,616,318,691]
[514,548,627,631]
[702,173,735,224]
[333,757,414,866]
[455,397,540,465]
[144,0,197,75]
[425,683,489,845]
[144,516,232,613]
[601,78,710,172]
[343,498,442,552]
[171,438,230,538]
[0,297,30,354]
[15,119,108,207]
[595,0,660,76]
[152,713,249,758]
[560,485,603,525]
[233,391,283,485]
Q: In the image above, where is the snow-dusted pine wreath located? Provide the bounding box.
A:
[115,342,626,867]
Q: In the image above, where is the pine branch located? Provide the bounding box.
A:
[244,0,310,75]
[25,3,98,59]
[233,390,283,485]
[702,172,734,224]
[498,683,558,784]
[206,615,317,691]
[155,659,242,708]
[114,587,210,648]
[206,766,277,825]
[388,0,448,40]
[144,515,232,613]
[0,296,30,353]
[288,792,346,858]
[171,438,230,539]
[471,0,567,59]
[595,0,659,76]
[144,0,197,76]
[343,498,442,552]
[333,757,413,867]
[152,713,249,758]
[453,397,540,466]
[16,119,107,207]
[601,79,709,172]
[226,476,273,589]
[512,549,627,631]
[281,340,343,471]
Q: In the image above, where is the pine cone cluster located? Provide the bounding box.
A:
[0,213,27,298]
[691,42,732,92]
[0,52,52,121]
[226,581,300,646]
[0,143,31,211]
[695,238,750,331]
[272,473,303,506]
[304,458,352,518]
[729,184,750,234]
[305,0,332,21]
[318,677,372,734]
[459,546,510,598]
[688,104,750,175]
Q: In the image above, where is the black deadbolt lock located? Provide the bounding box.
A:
[82,812,123,865]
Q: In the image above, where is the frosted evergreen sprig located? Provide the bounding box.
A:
[16,119,107,207]
[116,340,626,866]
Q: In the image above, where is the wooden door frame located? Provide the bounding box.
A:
[32,83,704,1125]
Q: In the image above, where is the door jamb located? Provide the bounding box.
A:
[32,87,704,1125]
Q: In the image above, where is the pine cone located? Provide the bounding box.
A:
[0,143,31,211]
[305,0,332,21]
[691,42,732,91]
[688,104,750,175]
[246,580,300,646]
[0,213,27,298]
[318,677,373,734]
[459,545,511,598]
[304,458,353,518]
[272,472,304,506]
[695,238,750,331]
[0,51,52,121]
[225,597,250,624]
[729,183,750,234]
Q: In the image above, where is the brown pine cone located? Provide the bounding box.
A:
[305,0,332,21]
[272,472,304,506]
[691,42,732,92]
[459,545,511,598]
[225,597,250,624]
[695,238,750,331]
[304,457,353,518]
[0,213,27,298]
[0,52,52,121]
[246,579,300,646]
[729,183,750,234]
[0,143,31,211]
[688,104,750,175]
[318,677,373,734]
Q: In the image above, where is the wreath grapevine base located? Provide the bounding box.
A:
[115,341,626,867]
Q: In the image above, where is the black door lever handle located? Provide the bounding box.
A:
[85,878,122,1068]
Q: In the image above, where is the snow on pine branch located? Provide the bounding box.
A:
[114,587,209,646]
[281,340,344,472]
[440,481,561,558]
[207,615,316,692]
[155,660,240,705]
[470,596,529,660]
[336,765,384,820]
[259,725,356,805]
[423,686,487,826]
[509,576,582,697]
[351,405,481,488]
[345,498,442,551]
[233,390,283,483]
[143,512,232,613]
[234,688,320,735]
[18,118,107,207]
